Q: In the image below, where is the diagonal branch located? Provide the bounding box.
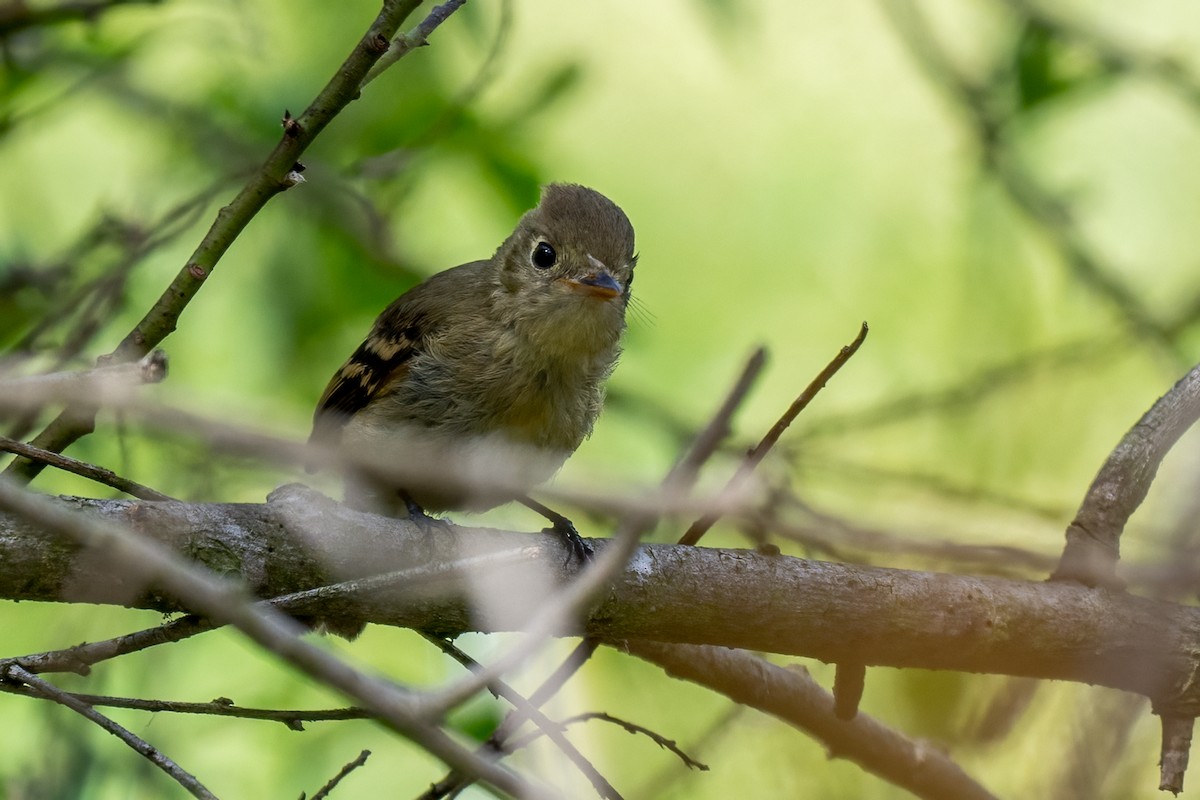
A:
[881,0,1178,358]
[3,664,218,800]
[678,323,867,546]
[628,643,996,800]
[1053,361,1200,588]
[6,0,459,483]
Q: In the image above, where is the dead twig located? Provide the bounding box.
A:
[679,322,867,546]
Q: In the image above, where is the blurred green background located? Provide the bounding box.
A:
[4,0,1200,797]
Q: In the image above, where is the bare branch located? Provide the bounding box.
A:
[3,664,218,800]
[629,643,997,800]
[0,480,556,800]
[7,0,444,483]
[6,489,1200,711]
[3,614,211,676]
[679,322,867,546]
[1053,361,1200,588]
[307,749,372,800]
[1,683,368,727]
[362,0,468,87]
[0,434,173,501]
[508,712,709,773]
[1159,714,1194,795]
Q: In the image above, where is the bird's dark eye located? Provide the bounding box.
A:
[532,242,556,269]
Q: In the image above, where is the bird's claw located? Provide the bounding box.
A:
[402,495,451,535]
[544,517,594,566]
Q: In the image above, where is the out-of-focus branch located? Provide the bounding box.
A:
[629,643,997,800]
[1002,0,1200,113]
[0,348,167,402]
[6,0,456,483]
[2,664,218,800]
[881,0,1179,358]
[0,0,157,36]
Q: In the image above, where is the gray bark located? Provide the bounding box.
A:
[5,482,1199,714]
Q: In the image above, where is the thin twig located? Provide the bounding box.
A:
[4,614,212,676]
[0,434,174,501]
[3,664,218,800]
[1,684,368,728]
[306,749,371,800]
[421,634,621,800]
[507,712,709,772]
[679,322,868,546]
[362,0,468,87]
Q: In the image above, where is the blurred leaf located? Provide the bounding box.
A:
[1011,19,1115,111]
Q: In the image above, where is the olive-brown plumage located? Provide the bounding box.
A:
[310,183,637,515]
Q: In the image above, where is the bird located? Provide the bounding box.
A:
[308,183,637,558]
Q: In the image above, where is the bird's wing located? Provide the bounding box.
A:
[308,301,427,451]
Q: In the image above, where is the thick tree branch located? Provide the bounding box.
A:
[4,484,1200,715]
[0,480,553,800]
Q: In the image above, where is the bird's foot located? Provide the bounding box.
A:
[401,493,452,536]
[543,515,594,566]
[519,495,594,566]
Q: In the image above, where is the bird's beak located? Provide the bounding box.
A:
[564,254,623,300]
[565,270,622,300]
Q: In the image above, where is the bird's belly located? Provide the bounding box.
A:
[341,410,570,512]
